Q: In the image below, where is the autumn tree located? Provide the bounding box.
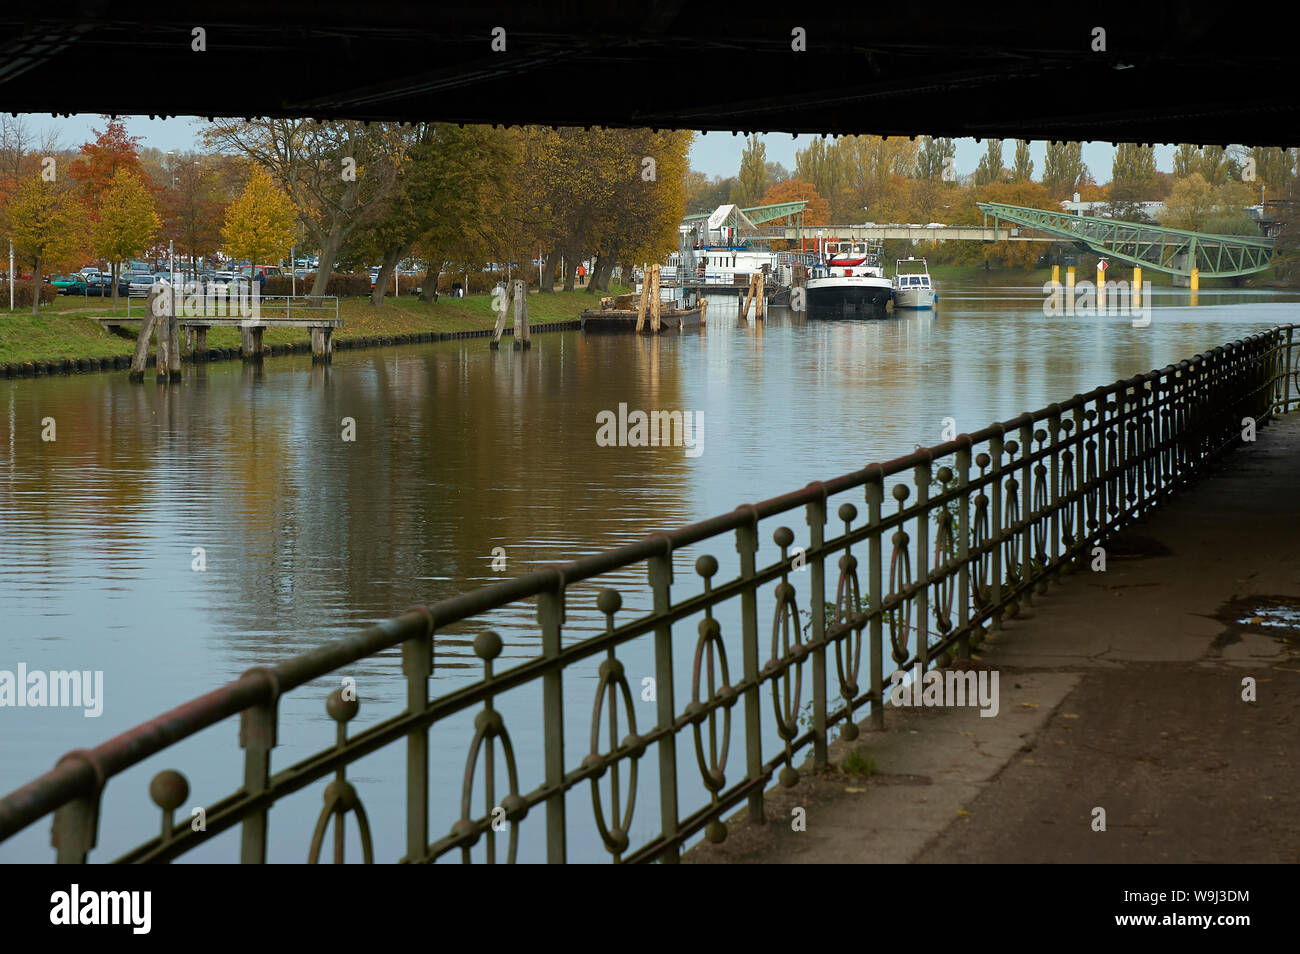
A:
[4,179,83,314]
[1010,140,1033,183]
[758,178,830,226]
[160,152,227,274]
[92,168,161,312]
[68,118,151,218]
[204,119,408,296]
[221,168,297,273]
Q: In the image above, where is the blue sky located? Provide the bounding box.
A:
[32,114,1176,183]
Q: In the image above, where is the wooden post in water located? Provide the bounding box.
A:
[699,298,707,326]
[154,285,172,383]
[650,264,662,334]
[513,279,531,350]
[166,282,182,380]
[756,271,766,320]
[490,279,513,349]
[193,326,208,360]
[634,265,650,334]
[740,273,756,321]
[128,285,163,382]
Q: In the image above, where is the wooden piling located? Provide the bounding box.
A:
[128,286,162,382]
[756,271,766,320]
[193,326,208,360]
[491,280,513,349]
[241,325,264,360]
[634,265,650,334]
[740,273,756,321]
[311,326,334,362]
[699,298,707,326]
[650,264,662,334]
[154,288,171,383]
[513,279,531,349]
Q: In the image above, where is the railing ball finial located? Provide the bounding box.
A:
[596,587,622,618]
[694,554,718,580]
[473,630,503,662]
[325,688,359,724]
[936,466,953,484]
[149,770,189,812]
[773,526,794,548]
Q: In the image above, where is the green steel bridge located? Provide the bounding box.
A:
[977,203,1277,279]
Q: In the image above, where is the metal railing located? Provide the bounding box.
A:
[1,326,1295,864]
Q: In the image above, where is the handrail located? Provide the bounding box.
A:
[1,324,1295,863]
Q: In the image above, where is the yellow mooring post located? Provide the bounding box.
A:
[756,271,765,319]
[699,298,707,326]
[1066,266,1076,295]
[650,264,662,334]
[1051,264,1060,285]
[1133,266,1142,308]
[1190,267,1199,292]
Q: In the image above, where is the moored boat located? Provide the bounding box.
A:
[892,257,936,309]
[805,239,893,317]
[580,293,703,334]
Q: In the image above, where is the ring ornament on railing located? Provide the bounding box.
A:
[453,631,523,864]
[887,484,914,664]
[689,557,735,844]
[768,527,805,788]
[587,588,644,860]
[833,503,864,740]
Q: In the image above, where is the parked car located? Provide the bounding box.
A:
[51,274,89,295]
[128,274,158,296]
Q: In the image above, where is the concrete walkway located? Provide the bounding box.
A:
[687,414,1300,864]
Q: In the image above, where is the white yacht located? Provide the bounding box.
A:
[805,239,893,316]
[892,257,936,309]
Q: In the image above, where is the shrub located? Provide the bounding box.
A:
[0,281,58,306]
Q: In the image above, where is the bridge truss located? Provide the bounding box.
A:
[977,203,1276,278]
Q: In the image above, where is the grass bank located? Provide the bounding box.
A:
[0,286,625,368]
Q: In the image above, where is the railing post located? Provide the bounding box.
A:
[1284,327,1294,414]
[989,430,1004,629]
[954,447,970,658]
[914,458,932,665]
[238,669,280,863]
[50,752,103,863]
[648,543,679,862]
[865,474,884,730]
[805,487,829,772]
[1073,405,1086,562]
[539,576,567,863]
[735,513,763,823]
[1048,408,1062,577]
[401,610,434,862]
[1019,419,1033,599]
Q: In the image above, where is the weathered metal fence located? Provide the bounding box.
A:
[1,325,1296,864]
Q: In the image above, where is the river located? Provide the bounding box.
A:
[3,276,1298,862]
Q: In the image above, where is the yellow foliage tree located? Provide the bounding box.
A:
[4,179,84,315]
[92,168,160,312]
[221,167,296,273]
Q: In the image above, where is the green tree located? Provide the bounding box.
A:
[1172,144,1200,178]
[732,134,767,207]
[1110,143,1157,219]
[1042,142,1089,200]
[973,139,1004,186]
[221,167,296,271]
[915,137,956,181]
[5,178,83,315]
[1010,140,1033,183]
[92,167,161,312]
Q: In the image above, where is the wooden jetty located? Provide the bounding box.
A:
[580,263,707,334]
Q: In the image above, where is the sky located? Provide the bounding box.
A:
[30,113,1178,185]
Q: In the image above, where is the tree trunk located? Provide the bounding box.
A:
[310,227,346,299]
[419,259,442,303]
[562,258,577,292]
[540,251,560,294]
[589,254,616,293]
[370,245,407,307]
[30,257,40,316]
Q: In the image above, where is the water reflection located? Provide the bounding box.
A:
[2,278,1297,862]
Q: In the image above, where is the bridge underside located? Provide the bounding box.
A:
[2,6,1300,144]
[978,203,1276,278]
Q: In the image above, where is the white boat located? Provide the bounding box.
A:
[805,239,893,316]
[892,257,936,309]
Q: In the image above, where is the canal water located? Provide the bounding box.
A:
[3,278,1298,863]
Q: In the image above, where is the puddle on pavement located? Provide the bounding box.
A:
[1211,595,1300,651]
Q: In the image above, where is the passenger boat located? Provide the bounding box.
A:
[892,257,937,309]
[805,239,893,316]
